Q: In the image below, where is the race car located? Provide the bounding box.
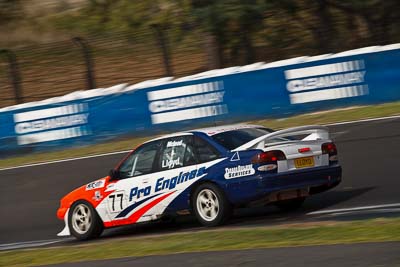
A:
[57,124,342,240]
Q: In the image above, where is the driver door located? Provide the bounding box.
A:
[105,140,161,223]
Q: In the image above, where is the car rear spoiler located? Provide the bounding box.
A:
[232,125,330,151]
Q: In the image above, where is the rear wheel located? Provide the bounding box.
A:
[192,183,231,227]
[274,197,306,212]
[68,200,103,240]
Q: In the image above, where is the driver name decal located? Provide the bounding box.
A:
[162,157,181,169]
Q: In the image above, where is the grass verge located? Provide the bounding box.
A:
[1,101,399,169]
[1,218,400,267]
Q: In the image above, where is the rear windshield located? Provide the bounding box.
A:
[211,128,273,150]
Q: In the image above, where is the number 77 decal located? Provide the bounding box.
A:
[107,192,125,213]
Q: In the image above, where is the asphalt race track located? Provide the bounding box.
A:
[1,116,400,247]
[44,242,400,267]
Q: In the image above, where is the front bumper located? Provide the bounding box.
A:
[225,165,342,205]
[57,207,68,220]
[57,208,71,237]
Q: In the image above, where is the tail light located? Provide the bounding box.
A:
[322,142,338,162]
[252,150,286,172]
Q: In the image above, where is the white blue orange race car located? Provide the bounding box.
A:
[57,124,342,240]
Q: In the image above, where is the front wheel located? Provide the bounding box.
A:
[192,183,232,227]
[68,200,104,240]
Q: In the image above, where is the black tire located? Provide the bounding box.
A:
[192,183,232,227]
[68,200,104,241]
[274,197,306,212]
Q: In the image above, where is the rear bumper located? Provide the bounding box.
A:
[261,165,342,193]
[225,165,342,205]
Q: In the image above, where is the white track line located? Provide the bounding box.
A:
[0,238,71,251]
[3,203,400,251]
[1,114,399,172]
[0,150,130,171]
[325,114,400,126]
[327,208,400,216]
[307,203,400,215]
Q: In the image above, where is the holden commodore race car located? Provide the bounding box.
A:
[57,124,341,240]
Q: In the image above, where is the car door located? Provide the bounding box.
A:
[148,134,202,214]
[153,135,224,214]
[105,140,161,224]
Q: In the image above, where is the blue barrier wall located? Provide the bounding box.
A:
[1,44,399,155]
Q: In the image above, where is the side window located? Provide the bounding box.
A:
[119,141,160,179]
[159,136,197,171]
[194,136,220,163]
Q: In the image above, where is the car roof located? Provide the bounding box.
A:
[192,124,264,136]
[144,132,193,143]
[144,124,264,144]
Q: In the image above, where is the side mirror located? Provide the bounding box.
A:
[109,169,120,181]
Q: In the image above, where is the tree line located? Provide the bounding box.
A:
[1,0,399,68]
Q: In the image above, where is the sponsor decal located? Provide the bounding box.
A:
[13,103,90,145]
[129,186,152,201]
[129,166,206,201]
[149,92,225,113]
[284,60,369,104]
[230,151,240,161]
[93,190,103,201]
[14,114,88,134]
[224,164,255,179]
[86,179,106,191]
[147,81,228,124]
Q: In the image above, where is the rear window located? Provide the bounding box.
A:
[211,128,273,150]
